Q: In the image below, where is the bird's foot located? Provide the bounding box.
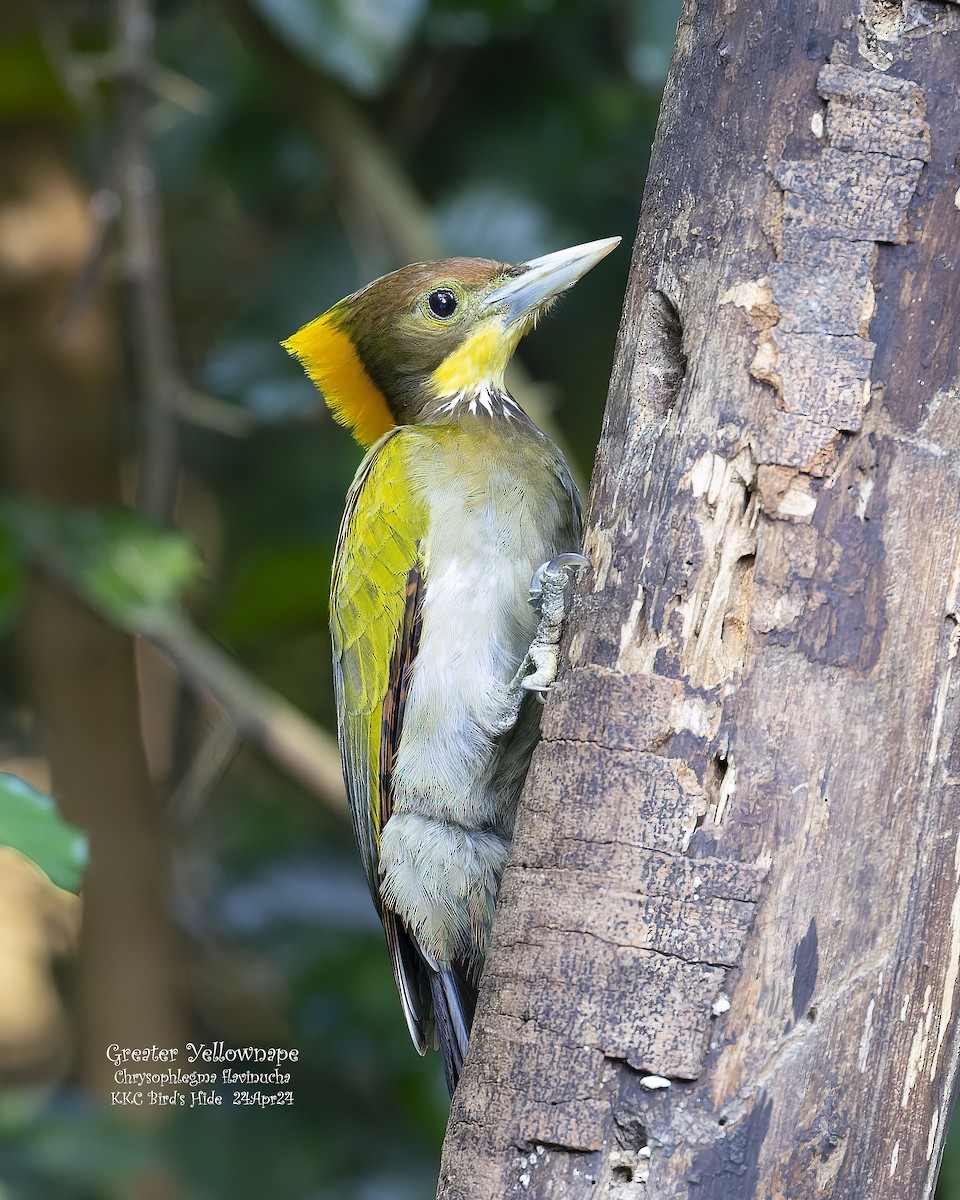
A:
[493,554,588,734]
[521,553,588,696]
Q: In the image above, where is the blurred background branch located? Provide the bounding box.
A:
[113,0,181,522]
[9,501,345,810]
[146,610,345,809]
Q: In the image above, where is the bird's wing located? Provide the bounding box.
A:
[330,428,433,1051]
[555,452,584,541]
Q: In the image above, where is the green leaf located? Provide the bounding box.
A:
[250,0,425,95]
[0,519,24,635]
[0,773,88,893]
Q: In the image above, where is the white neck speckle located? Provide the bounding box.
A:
[431,385,527,423]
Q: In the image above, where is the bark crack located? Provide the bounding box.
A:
[497,928,743,973]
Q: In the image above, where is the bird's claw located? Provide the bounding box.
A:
[492,553,588,735]
[528,552,590,606]
[519,641,560,697]
[520,552,588,693]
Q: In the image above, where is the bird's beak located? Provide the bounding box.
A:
[483,236,622,328]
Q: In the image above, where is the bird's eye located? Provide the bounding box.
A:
[427,288,458,319]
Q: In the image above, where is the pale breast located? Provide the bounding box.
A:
[390,423,578,829]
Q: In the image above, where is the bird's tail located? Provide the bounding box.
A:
[428,962,477,1095]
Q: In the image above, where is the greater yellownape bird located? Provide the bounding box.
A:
[284,236,620,1092]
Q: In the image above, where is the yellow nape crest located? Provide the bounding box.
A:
[283,315,394,449]
[430,318,524,398]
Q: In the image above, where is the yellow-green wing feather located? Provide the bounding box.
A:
[330,428,431,1047]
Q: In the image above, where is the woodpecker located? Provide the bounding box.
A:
[284,237,620,1092]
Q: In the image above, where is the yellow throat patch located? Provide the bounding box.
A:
[430,318,523,398]
[283,315,394,449]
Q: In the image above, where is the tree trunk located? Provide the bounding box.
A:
[438,2,960,1197]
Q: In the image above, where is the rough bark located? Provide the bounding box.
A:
[438,2,960,1197]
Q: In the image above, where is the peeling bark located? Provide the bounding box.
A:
[438,2,960,1198]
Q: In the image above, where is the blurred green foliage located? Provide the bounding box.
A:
[251,0,426,94]
[0,1092,151,1200]
[2,503,203,632]
[0,774,87,894]
[0,523,21,637]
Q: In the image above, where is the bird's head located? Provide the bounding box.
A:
[283,237,621,448]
